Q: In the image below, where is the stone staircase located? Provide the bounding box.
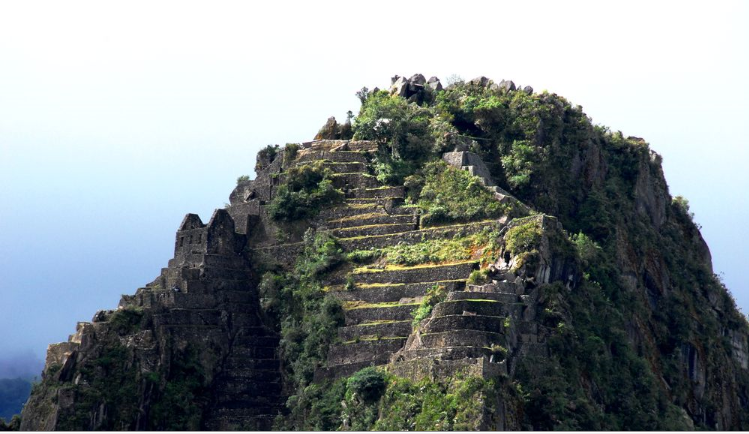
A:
[202,288,283,430]
[285,144,514,380]
[390,268,547,380]
[125,211,285,430]
[259,142,529,383]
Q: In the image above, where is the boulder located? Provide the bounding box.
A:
[409,73,426,85]
[469,76,491,87]
[498,79,516,92]
[427,76,443,91]
[523,85,533,94]
[390,76,409,97]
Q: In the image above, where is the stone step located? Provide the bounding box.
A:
[330,222,417,238]
[338,320,412,341]
[317,203,381,220]
[229,312,263,328]
[395,346,496,362]
[344,303,419,326]
[221,302,257,314]
[350,261,477,286]
[345,140,379,152]
[519,343,549,358]
[223,357,280,371]
[217,399,283,411]
[330,172,380,189]
[200,267,253,281]
[338,220,501,251]
[446,291,521,304]
[422,314,506,334]
[314,360,385,382]
[217,290,257,304]
[327,338,407,365]
[418,330,506,349]
[222,367,283,380]
[152,308,223,327]
[346,186,405,199]
[432,299,524,317]
[325,212,416,229]
[344,197,405,207]
[230,346,277,359]
[296,150,368,164]
[316,161,367,174]
[233,334,281,347]
[204,412,278,431]
[212,380,283,399]
[466,281,524,295]
[328,280,465,303]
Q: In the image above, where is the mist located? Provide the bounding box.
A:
[0,350,44,380]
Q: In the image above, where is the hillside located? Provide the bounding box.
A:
[19,74,749,430]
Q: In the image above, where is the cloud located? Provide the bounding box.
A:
[0,350,44,379]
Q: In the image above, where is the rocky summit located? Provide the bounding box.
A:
[18,75,749,430]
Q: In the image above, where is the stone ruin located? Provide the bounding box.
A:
[28,135,579,429]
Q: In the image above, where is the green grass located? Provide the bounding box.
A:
[344,301,420,310]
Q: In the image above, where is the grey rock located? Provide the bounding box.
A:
[469,76,491,87]
[390,76,409,97]
[409,73,426,85]
[427,76,443,91]
[498,79,516,92]
[523,85,533,94]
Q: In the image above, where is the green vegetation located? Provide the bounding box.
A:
[255,144,279,171]
[467,269,489,285]
[268,161,344,221]
[347,228,501,267]
[149,345,208,430]
[56,344,141,430]
[411,284,448,328]
[279,367,501,431]
[504,219,543,272]
[236,175,250,184]
[284,142,299,161]
[0,414,20,431]
[259,230,345,391]
[108,307,144,335]
[416,161,514,226]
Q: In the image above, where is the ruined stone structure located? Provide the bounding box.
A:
[21,75,749,431]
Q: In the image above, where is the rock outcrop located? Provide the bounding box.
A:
[20,75,749,431]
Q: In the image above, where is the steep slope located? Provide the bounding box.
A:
[20,74,749,430]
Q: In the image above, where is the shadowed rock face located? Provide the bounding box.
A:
[20,75,749,430]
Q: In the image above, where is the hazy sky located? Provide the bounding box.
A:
[1,1,747,364]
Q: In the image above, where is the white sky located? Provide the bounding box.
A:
[1,0,747,360]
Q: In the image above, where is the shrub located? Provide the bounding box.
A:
[236,175,250,185]
[412,284,448,327]
[346,367,386,403]
[268,162,344,221]
[255,144,279,171]
[467,269,489,285]
[418,161,508,226]
[353,90,433,162]
[284,143,299,161]
[277,231,345,389]
[109,308,144,335]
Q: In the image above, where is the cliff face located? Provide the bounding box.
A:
[21,75,749,430]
